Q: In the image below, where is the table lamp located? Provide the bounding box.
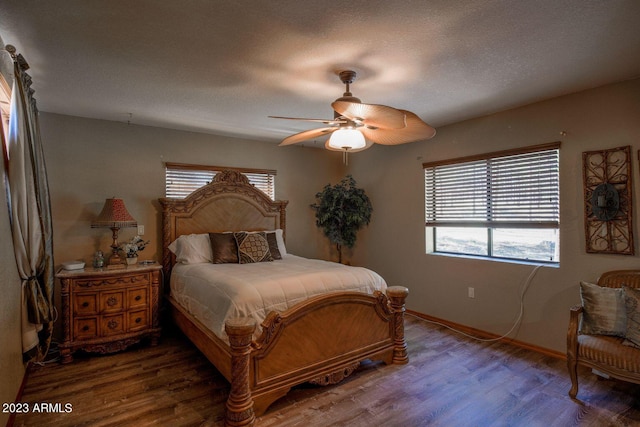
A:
[91,198,137,265]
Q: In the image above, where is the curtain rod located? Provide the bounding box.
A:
[5,44,30,71]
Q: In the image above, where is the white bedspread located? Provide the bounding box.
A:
[170,254,387,341]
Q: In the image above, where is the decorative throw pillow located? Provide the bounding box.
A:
[233,231,273,264]
[623,286,640,348]
[579,281,626,336]
[209,232,239,264]
[266,232,282,260]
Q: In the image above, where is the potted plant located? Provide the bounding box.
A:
[119,235,150,265]
[311,175,373,263]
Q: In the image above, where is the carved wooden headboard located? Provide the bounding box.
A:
[158,170,288,278]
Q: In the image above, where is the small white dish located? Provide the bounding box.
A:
[62,260,85,270]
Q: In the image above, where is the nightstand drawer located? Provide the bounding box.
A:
[101,291,125,313]
[74,318,98,340]
[128,287,148,309]
[128,309,149,332]
[75,293,98,315]
[102,314,125,336]
[74,272,151,288]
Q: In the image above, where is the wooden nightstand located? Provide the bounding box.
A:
[57,263,162,363]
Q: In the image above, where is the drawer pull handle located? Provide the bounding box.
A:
[107,297,118,307]
[107,320,118,329]
[135,295,142,301]
[82,325,90,332]
[82,302,89,308]
[135,317,142,324]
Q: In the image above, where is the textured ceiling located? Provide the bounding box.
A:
[1,0,640,146]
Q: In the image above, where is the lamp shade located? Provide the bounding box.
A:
[91,198,137,229]
[328,128,366,150]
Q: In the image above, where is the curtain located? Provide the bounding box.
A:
[4,45,54,361]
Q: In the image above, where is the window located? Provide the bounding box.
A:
[424,142,560,263]
[0,74,11,167]
[165,162,276,199]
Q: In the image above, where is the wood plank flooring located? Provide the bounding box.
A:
[12,315,640,427]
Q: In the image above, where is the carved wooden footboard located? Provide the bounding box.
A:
[168,286,408,426]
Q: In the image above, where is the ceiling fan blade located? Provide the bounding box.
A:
[279,127,337,146]
[331,100,406,129]
[360,110,436,145]
[269,116,346,125]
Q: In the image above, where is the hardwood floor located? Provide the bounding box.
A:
[12,315,640,427]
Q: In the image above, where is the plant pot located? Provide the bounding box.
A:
[125,256,138,265]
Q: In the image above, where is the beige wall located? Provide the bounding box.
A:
[348,77,640,353]
[40,112,344,288]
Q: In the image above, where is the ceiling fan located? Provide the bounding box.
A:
[270,70,436,158]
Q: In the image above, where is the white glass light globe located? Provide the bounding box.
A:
[328,128,366,150]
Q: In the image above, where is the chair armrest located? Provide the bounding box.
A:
[569,304,583,316]
[567,305,583,360]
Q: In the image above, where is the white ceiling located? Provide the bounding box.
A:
[1,0,640,146]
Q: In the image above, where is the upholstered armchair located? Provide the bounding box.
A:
[567,270,640,398]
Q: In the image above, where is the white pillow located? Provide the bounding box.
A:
[168,234,212,264]
[272,229,287,256]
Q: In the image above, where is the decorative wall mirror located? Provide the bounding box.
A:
[582,145,633,255]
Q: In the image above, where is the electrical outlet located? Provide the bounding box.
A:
[468,287,475,298]
[137,225,145,236]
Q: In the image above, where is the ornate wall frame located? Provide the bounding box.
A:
[583,145,634,255]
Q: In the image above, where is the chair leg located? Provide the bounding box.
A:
[567,357,579,398]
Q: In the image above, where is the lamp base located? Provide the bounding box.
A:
[108,252,124,266]
[108,227,124,266]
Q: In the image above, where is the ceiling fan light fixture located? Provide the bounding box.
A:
[271,69,435,153]
[328,128,366,150]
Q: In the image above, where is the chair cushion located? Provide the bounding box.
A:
[578,334,640,373]
[579,281,626,336]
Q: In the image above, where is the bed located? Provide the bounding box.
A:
[159,170,409,427]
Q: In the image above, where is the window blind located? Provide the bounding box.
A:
[424,143,560,229]
[165,163,276,200]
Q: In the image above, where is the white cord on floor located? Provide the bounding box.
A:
[410,264,542,343]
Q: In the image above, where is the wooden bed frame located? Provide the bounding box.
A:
[159,170,409,427]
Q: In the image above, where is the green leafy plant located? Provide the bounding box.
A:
[311,175,373,263]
